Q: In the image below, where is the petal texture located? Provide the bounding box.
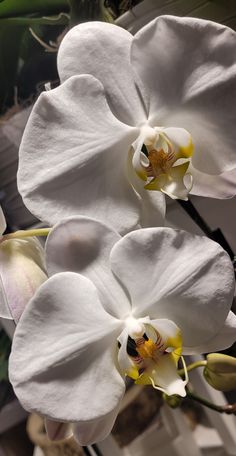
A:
[9,272,125,423]
[190,165,236,199]
[57,22,148,126]
[110,228,235,350]
[127,149,166,227]
[46,217,131,318]
[45,419,73,442]
[136,354,187,397]
[18,75,140,234]
[0,238,47,322]
[73,404,120,445]
[132,16,236,175]
[183,311,236,354]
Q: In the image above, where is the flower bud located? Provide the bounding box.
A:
[0,237,47,323]
[163,393,182,408]
[203,353,236,392]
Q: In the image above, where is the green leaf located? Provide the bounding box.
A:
[0,0,69,18]
[0,12,69,25]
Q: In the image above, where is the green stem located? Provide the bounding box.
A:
[2,228,51,241]
[186,388,236,415]
[178,360,207,376]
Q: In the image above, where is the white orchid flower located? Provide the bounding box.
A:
[0,206,47,322]
[17,16,236,234]
[9,217,236,445]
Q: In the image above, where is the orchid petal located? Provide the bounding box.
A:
[149,318,182,360]
[73,403,121,445]
[45,419,73,442]
[9,272,125,423]
[132,16,236,174]
[18,75,140,234]
[131,135,148,182]
[57,22,148,126]
[0,238,46,322]
[162,127,193,159]
[0,206,6,235]
[46,217,131,318]
[110,228,234,350]
[127,149,166,227]
[145,162,192,200]
[162,163,192,200]
[190,165,236,199]
[183,311,236,355]
[117,328,139,380]
[136,354,187,397]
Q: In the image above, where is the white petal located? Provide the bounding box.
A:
[183,311,236,354]
[153,162,192,201]
[132,16,236,174]
[150,354,187,397]
[45,419,73,441]
[0,206,6,235]
[127,148,166,227]
[190,165,236,199]
[150,318,181,348]
[46,216,131,318]
[110,228,235,349]
[9,272,125,423]
[0,238,47,322]
[117,328,139,380]
[162,127,193,158]
[18,75,140,234]
[58,22,148,126]
[73,403,121,445]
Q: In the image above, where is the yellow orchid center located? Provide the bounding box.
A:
[146,146,176,177]
[118,320,188,397]
[135,332,165,361]
[132,126,194,200]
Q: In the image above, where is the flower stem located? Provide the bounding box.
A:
[178,360,207,376]
[177,199,213,237]
[2,228,51,241]
[186,388,236,415]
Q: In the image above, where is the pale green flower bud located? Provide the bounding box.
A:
[204,353,236,392]
[0,237,47,323]
[163,393,182,408]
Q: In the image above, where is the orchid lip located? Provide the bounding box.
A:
[117,317,188,397]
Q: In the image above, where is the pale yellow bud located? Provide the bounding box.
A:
[204,353,236,392]
[0,237,47,323]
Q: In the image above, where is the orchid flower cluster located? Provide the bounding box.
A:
[0,15,236,447]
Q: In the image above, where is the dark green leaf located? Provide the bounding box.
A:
[0,0,69,18]
[0,12,69,25]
